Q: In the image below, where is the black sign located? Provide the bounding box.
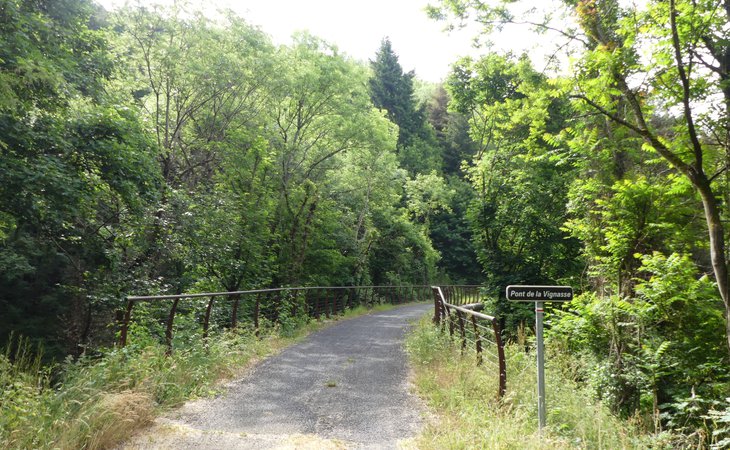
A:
[506,285,573,302]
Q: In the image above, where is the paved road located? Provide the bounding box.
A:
[124,303,431,449]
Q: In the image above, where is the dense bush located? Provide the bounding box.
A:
[550,252,730,440]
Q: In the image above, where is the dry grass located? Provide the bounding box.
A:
[59,391,155,450]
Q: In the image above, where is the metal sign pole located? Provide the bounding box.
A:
[535,301,546,430]
[506,285,572,431]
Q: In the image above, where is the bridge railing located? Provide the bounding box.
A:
[119,285,436,352]
[432,286,506,399]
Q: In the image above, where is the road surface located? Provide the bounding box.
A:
[123,303,431,449]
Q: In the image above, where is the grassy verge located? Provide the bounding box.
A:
[0,302,407,449]
[405,316,663,449]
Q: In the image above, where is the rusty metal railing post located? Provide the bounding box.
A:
[275,290,282,323]
[291,290,299,317]
[471,315,482,366]
[492,318,507,399]
[432,287,441,325]
[119,299,135,347]
[165,298,179,355]
[203,296,216,342]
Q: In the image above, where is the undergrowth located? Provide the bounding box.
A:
[405,316,680,449]
[0,302,403,449]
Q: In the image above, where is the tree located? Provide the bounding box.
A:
[431,0,730,356]
[570,0,730,354]
[447,53,581,293]
[431,0,730,431]
[0,0,158,356]
[112,4,275,290]
[369,38,442,174]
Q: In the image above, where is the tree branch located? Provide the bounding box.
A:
[569,94,643,134]
[670,0,705,168]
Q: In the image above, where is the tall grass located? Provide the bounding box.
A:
[1,303,406,449]
[405,317,668,449]
[1,327,275,449]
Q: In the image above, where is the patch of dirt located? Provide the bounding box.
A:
[120,418,352,449]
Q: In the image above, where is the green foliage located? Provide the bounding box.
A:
[369,37,442,174]
[550,252,728,439]
[0,2,446,358]
[565,174,701,296]
[707,399,730,450]
[404,170,454,223]
[369,212,440,285]
[432,1,730,443]
[369,38,421,149]
[0,0,160,356]
[430,176,483,283]
[450,53,581,324]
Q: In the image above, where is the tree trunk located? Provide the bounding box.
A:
[695,175,730,353]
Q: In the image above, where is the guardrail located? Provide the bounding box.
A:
[432,286,506,399]
[119,285,436,352]
[431,284,486,323]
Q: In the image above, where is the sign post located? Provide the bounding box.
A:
[506,285,573,431]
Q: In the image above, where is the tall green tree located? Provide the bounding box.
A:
[267,34,400,286]
[431,0,730,355]
[448,53,581,293]
[111,5,275,291]
[564,0,730,354]
[369,38,441,174]
[0,0,158,355]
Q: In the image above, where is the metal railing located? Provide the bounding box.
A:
[119,285,436,352]
[432,286,506,399]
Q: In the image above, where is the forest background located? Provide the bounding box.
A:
[2,0,730,445]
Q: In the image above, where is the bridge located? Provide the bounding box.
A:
[118,285,505,448]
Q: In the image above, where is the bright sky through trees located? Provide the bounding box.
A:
[97,0,552,82]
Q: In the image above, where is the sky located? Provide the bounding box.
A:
[97,0,554,82]
[224,0,483,82]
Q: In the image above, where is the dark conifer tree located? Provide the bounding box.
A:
[369,38,419,149]
[369,38,441,174]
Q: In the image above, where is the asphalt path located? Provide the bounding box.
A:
[123,303,431,449]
